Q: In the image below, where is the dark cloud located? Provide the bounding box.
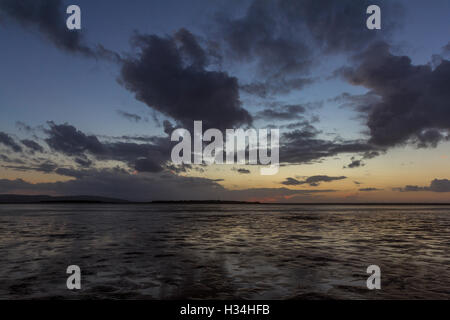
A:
[395,179,450,193]
[344,159,364,169]
[232,168,251,174]
[134,158,163,173]
[340,41,450,148]
[35,161,57,173]
[0,0,121,61]
[74,156,92,168]
[3,160,57,174]
[215,0,401,82]
[281,177,303,186]
[174,28,208,69]
[428,179,450,192]
[0,154,25,164]
[45,121,105,155]
[0,132,22,152]
[362,150,381,159]
[117,110,142,123]
[216,0,312,78]
[0,154,11,163]
[329,91,381,115]
[105,139,170,168]
[44,122,170,173]
[163,120,175,135]
[281,0,401,53]
[393,185,426,192]
[354,181,362,185]
[280,128,378,164]
[305,175,346,186]
[281,175,346,187]
[0,0,94,56]
[119,31,252,130]
[359,187,381,192]
[20,139,44,153]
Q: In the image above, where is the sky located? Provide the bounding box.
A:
[0,0,450,202]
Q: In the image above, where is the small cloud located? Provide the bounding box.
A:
[281,175,346,186]
[281,177,302,185]
[359,187,382,192]
[344,159,364,169]
[232,167,251,174]
[443,42,450,56]
[117,110,143,122]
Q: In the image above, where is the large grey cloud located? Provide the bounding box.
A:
[215,0,401,88]
[44,122,170,173]
[339,42,450,148]
[119,30,252,130]
[3,120,381,176]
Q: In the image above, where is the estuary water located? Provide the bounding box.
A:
[0,204,448,299]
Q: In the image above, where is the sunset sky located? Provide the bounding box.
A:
[1,0,450,202]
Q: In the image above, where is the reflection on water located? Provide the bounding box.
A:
[0,204,449,299]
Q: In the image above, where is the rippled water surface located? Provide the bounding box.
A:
[0,204,449,299]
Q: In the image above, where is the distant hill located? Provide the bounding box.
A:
[0,194,129,204]
[1,195,448,205]
[0,195,259,204]
[151,200,261,204]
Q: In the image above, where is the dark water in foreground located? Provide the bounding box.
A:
[0,204,449,299]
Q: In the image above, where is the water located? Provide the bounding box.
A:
[0,204,448,299]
